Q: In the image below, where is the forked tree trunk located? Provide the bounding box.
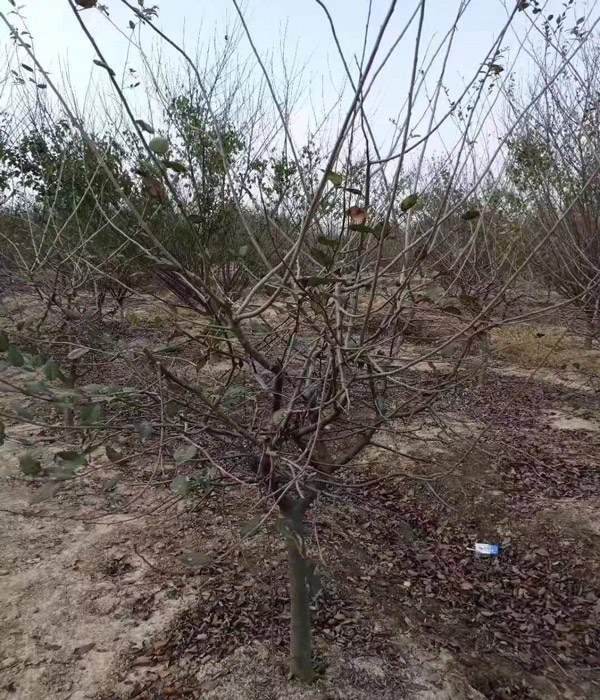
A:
[281,498,314,681]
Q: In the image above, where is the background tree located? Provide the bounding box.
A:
[507,36,600,348]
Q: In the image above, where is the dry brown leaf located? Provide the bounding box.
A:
[200,680,219,691]
[136,169,167,204]
[347,206,368,225]
[133,655,154,666]
[73,642,95,656]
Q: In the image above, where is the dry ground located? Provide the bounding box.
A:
[1,291,599,700]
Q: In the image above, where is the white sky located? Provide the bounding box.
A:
[1,0,597,164]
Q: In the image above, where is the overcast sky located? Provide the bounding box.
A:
[1,0,597,163]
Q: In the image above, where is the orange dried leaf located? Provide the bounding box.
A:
[347,206,368,225]
[135,169,167,204]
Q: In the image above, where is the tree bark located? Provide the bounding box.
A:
[281,498,314,681]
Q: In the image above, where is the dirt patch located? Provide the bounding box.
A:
[545,409,600,432]
[2,294,600,700]
[0,423,199,700]
[539,497,600,538]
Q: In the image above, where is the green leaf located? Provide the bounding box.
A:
[343,186,364,196]
[25,381,52,397]
[19,453,41,476]
[7,346,24,367]
[174,444,197,465]
[170,475,190,496]
[370,222,387,240]
[219,387,247,409]
[400,193,419,212]
[93,59,116,77]
[0,360,9,373]
[421,284,445,302]
[47,464,76,481]
[326,170,343,187]
[135,119,155,134]
[178,552,213,568]
[15,404,33,420]
[136,421,153,439]
[348,223,376,234]
[440,341,464,358]
[441,305,462,316]
[149,136,170,155]
[154,257,179,271]
[55,451,87,468]
[102,475,121,492]
[317,235,339,248]
[309,297,328,317]
[21,63,34,73]
[43,359,63,381]
[241,515,263,538]
[165,402,183,419]
[238,245,249,257]
[29,354,45,369]
[311,248,333,268]
[79,404,102,425]
[0,332,8,351]
[164,160,187,173]
[105,445,123,463]
[67,347,90,361]
[30,481,62,504]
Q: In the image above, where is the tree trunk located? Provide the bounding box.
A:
[281,498,314,681]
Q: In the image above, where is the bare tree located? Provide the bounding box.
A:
[1,0,599,683]
[507,31,600,348]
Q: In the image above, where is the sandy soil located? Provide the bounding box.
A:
[0,421,201,700]
[0,418,486,700]
[1,295,599,700]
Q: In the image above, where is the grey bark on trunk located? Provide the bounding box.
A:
[281,498,314,681]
